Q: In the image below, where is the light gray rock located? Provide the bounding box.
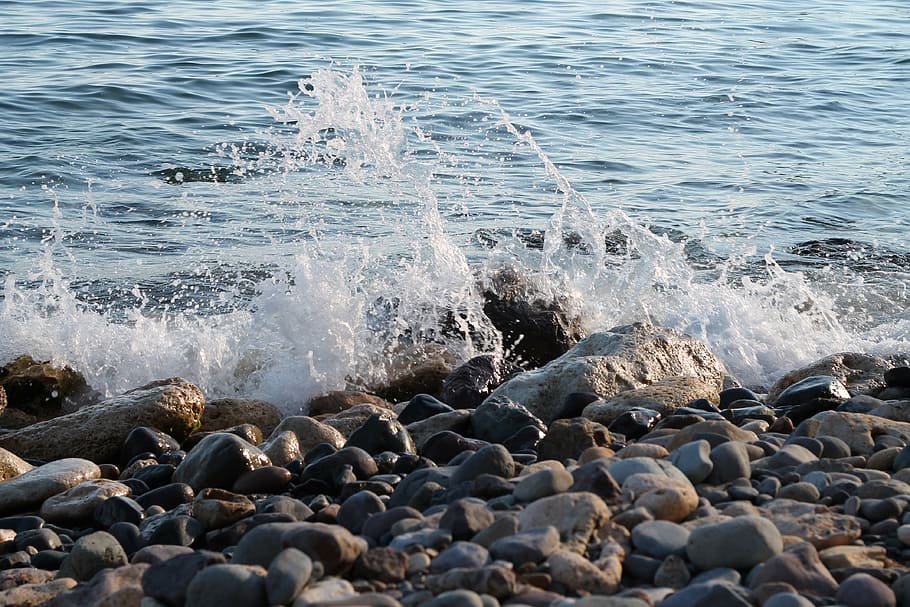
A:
[259,431,301,468]
[518,491,610,553]
[513,466,574,502]
[0,457,100,516]
[686,515,783,570]
[708,441,751,483]
[481,322,725,422]
[794,411,910,456]
[488,525,560,566]
[185,563,268,607]
[631,520,690,559]
[0,378,204,462]
[0,447,33,481]
[267,547,313,606]
[670,439,713,484]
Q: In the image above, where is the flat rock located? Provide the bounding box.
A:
[794,411,910,455]
[518,491,610,553]
[0,578,77,606]
[406,410,473,450]
[481,322,725,422]
[50,562,148,607]
[306,390,392,417]
[200,398,283,437]
[762,499,863,549]
[0,378,204,462]
[631,520,690,559]
[768,352,896,402]
[0,457,100,516]
[583,377,720,425]
[665,419,758,451]
[488,525,560,566]
[39,478,131,524]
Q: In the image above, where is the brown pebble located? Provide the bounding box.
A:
[232,466,292,494]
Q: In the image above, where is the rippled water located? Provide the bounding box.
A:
[2,0,908,408]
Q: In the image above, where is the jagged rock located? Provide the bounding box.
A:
[200,399,283,437]
[0,378,204,463]
[0,355,97,420]
[482,323,725,422]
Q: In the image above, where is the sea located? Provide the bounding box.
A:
[2,0,908,411]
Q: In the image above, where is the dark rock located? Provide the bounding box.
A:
[659,581,753,607]
[49,562,149,607]
[142,549,227,607]
[885,366,910,388]
[471,474,515,500]
[352,546,408,583]
[687,398,722,413]
[471,397,546,444]
[488,526,559,566]
[502,425,545,453]
[836,572,896,607]
[344,413,416,455]
[569,458,622,501]
[143,514,204,547]
[108,521,142,557]
[183,423,263,451]
[255,495,313,521]
[298,446,379,494]
[283,522,368,575]
[120,426,181,469]
[0,355,95,420]
[232,466,292,495]
[31,549,67,570]
[306,390,392,417]
[818,436,852,459]
[131,463,176,489]
[94,495,145,529]
[135,482,195,511]
[302,442,337,465]
[537,417,611,462]
[57,530,128,582]
[549,391,601,422]
[14,528,61,552]
[439,498,495,541]
[184,563,268,607]
[398,394,454,424]
[361,506,423,543]
[749,542,838,597]
[430,541,490,573]
[608,408,661,439]
[439,354,520,410]
[450,444,514,485]
[337,490,386,535]
[719,387,762,408]
[482,267,583,369]
[722,405,776,425]
[0,515,44,533]
[774,375,850,407]
[420,431,487,465]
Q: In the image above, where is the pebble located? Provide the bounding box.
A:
[345,412,416,455]
[439,498,495,541]
[173,432,270,492]
[488,525,560,566]
[669,439,713,484]
[449,444,515,485]
[142,549,227,607]
[57,530,128,582]
[430,541,490,572]
[184,563,268,607]
[518,492,610,553]
[835,572,896,607]
[266,547,313,605]
[0,458,100,516]
[708,441,752,483]
[513,466,573,502]
[337,490,386,534]
[631,519,690,559]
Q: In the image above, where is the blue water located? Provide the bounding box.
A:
[2,0,909,408]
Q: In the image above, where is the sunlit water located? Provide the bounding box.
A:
[2,1,908,411]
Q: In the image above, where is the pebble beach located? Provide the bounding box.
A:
[1,321,910,607]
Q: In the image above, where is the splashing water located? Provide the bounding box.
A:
[2,66,908,411]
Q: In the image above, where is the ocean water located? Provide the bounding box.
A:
[2,0,908,410]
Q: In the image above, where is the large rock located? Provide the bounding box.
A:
[0,355,96,419]
[482,323,725,422]
[439,354,520,409]
[793,411,910,456]
[174,433,270,491]
[200,399,283,437]
[0,458,100,516]
[582,377,720,425]
[768,352,901,402]
[0,378,204,463]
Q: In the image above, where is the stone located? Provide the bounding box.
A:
[631,520,690,559]
[430,541,490,573]
[136,482,195,511]
[184,563,268,607]
[513,466,574,502]
[40,478,131,525]
[481,267,583,369]
[360,506,423,543]
[0,378,203,462]
[233,465,292,495]
[836,572,896,607]
[0,355,94,418]
[15,528,61,552]
[537,417,612,462]
[174,432,270,491]
[583,377,720,425]
[259,431,301,468]
[337,490,385,535]
[439,354,519,410]
[763,499,862,549]
[763,593,816,607]
[266,547,313,605]
[407,412,474,452]
[283,522,369,575]
[439,498,495,541]
[549,550,622,594]
[481,323,725,423]
[421,589,484,607]
[755,443,819,470]
[201,398,282,436]
[518,491,610,553]
[49,562,148,607]
[268,416,345,454]
[607,408,663,440]
[569,458,622,501]
[321,404,397,438]
[0,447,34,481]
[142,512,204,547]
[344,412,416,455]
[659,581,753,607]
[623,473,698,523]
[119,426,181,468]
[794,410,910,455]
[665,419,758,451]
[192,488,256,530]
[306,390,392,417]
[488,525,560,566]
[471,513,519,547]
[450,444,514,485]
[231,521,309,568]
[670,439,713,484]
[768,352,895,402]
[818,545,887,570]
[471,396,546,444]
[142,549,227,607]
[351,546,408,583]
[397,394,454,424]
[0,578,77,606]
[777,482,821,503]
[425,563,516,600]
[686,515,783,570]
[57,530,128,582]
[773,375,850,407]
[298,446,379,493]
[0,458,100,516]
[707,441,751,483]
[654,554,691,589]
[748,542,839,596]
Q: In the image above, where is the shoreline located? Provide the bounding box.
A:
[1,322,910,606]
